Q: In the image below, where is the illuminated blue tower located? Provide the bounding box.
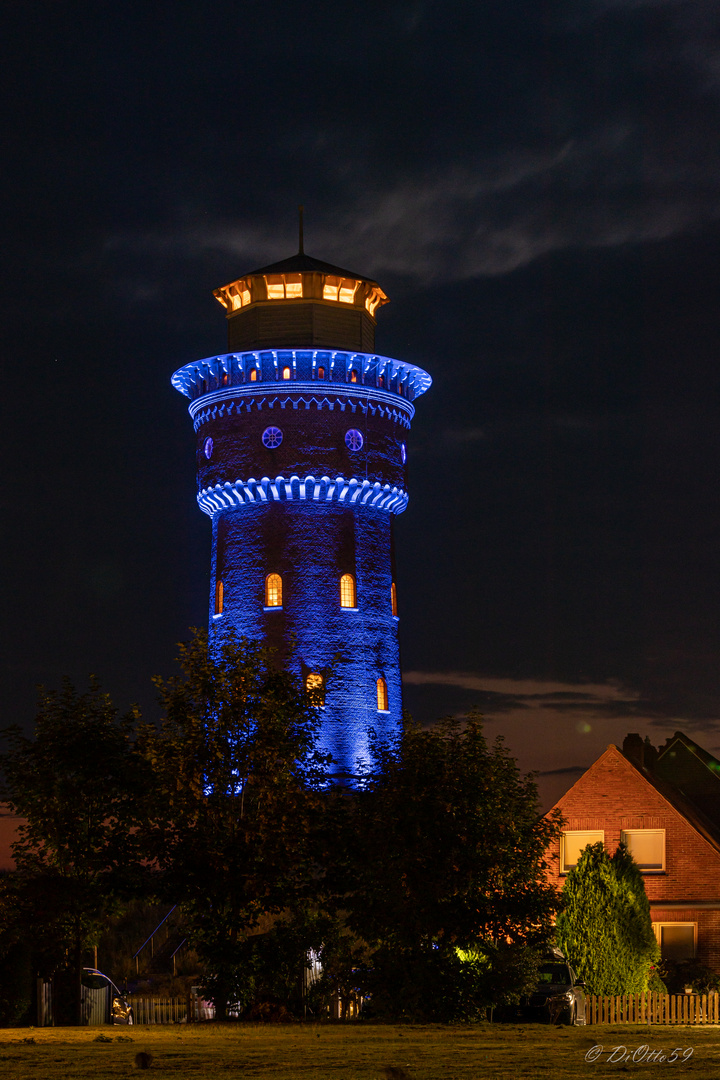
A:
[171,246,431,778]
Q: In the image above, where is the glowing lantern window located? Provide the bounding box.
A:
[282,366,292,380]
[262,426,283,449]
[345,429,363,452]
[227,282,251,310]
[214,579,224,616]
[340,574,356,608]
[306,671,325,705]
[265,275,285,299]
[317,366,325,380]
[265,273,303,299]
[323,275,359,303]
[339,280,359,303]
[349,369,358,383]
[204,437,214,460]
[249,368,258,382]
[376,677,389,712]
[265,573,282,607]
[391,582,397,617]
[365,290,382,316]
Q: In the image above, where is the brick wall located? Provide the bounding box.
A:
[545,744,720,970]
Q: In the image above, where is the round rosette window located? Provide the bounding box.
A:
[262,426,283,449]
[204,436,214,460]
[400,442,407,464]
[345,429,364,452]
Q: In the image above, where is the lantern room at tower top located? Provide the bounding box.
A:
[171,247,431,780]
[212,251,389,353]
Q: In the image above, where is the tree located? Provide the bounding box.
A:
[555,841,660,994]
[0,680,145,1024]
[138,628,333,1018]
[339,714,562,1019]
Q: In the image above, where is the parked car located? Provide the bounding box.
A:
[520,953,587,1025]
[81,969,134,1025]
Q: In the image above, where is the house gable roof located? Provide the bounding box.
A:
[654,731,720,832]
[549,739,720,858]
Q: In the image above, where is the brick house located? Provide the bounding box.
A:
[545,731,720,973]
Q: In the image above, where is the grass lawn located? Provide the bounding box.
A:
[0,1022,718,1079]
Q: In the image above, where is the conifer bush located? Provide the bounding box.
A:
[555,841,661,994]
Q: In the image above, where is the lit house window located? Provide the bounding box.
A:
[340,574,356,608]
[376,677,389,712]
[653,923,696,962]
[265,573,282,608]
[214,579,224,616]
[306,672,325,706]
[349,369,358,383]
[249,368,258,382]
[317,366,325,380]
[621,830,665,871]
[282,366,292,380]
[560,831,604,873]
[391,582,397,617]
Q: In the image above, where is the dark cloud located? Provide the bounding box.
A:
[3,0,720,802]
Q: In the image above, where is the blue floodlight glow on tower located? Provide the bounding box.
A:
[171,249,431,780]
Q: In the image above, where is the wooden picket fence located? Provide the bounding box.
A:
[587,992,719,1025]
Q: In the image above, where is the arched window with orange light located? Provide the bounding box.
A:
[391,581,397,617]
[265,573,282,608]
[349,369,358,384]
[317,366,325,380]
[340,573,356,609]
[282,366,291,380]
[376,677,389,712]
[306,671,325,706]
[249,368,258,382]
[214,579,224,616]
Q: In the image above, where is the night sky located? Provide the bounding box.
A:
[3,0,720,809]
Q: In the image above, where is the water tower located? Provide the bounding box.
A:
[171,238,431,778]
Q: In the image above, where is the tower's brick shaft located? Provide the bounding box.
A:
[172,251,431,778]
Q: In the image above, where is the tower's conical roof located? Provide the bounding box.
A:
[241,251,376,283]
